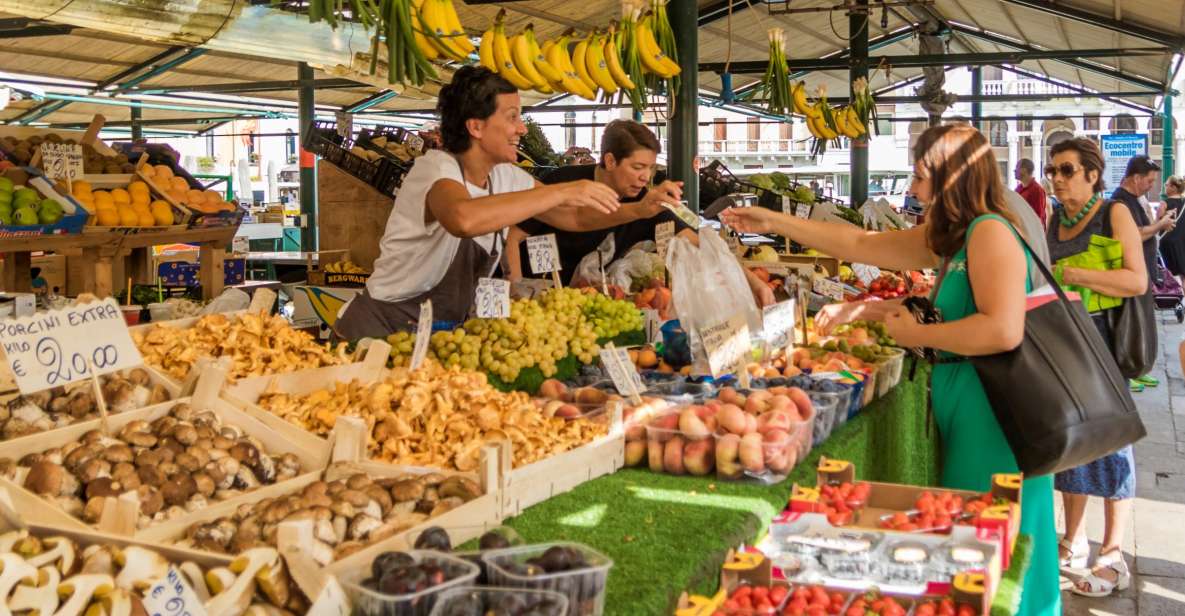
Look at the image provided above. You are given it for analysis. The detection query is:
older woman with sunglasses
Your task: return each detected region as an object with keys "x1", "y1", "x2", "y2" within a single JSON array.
[
  {"x1": 721, "y1": 124, "x2": 1059, "y2": 616},
  {"x1": 1044, "y1": 138, "x2": 1146, "y2": 598}
]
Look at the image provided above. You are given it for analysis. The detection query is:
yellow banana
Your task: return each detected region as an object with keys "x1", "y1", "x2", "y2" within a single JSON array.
[
  {"x1": 584, "y1": 32, "x2": 618, "y2": 94},
  {"x1": 420, "y1": 0, "x2": 467, "y2": 61},
  {"x1": 545, "y1": 34, "x2": 598, "y2": 100},
  {"x1": 571, "y1": 35, "x2": 601, "y2": 96},
  {"x1": 636, "y1": 20, "x2": 680, "y2": 78},
  {"x1": 804, "y1": 114, "x2": 822, "y2": 139},
  {"x1": 410, "y1": 0, "x2": 440, "y2": 61},
  {"x1": 846, "y1": 106, "x2": 866, "y2": 137},
  {"x1": 603, "y1": 31, "x2": 635, "y2": 90},
  {"x1": 832, "y1": 106, "x2": 849, "y2": 137},
  {"x1": 811, "y1": 104, "x2": 838, "y2": 139},
  {"x1": 790, "y1": 82, "x2": 810, "y2": 115},
  {"x1": 493, "y1": 22, "x2": 533, "y2": 90},
  {"x1": 479, "y1": 28, "x2": 498, "y2": 72},
  {"x1": 526, "y1": 27, "x2": 564, "y2": 84},
  {"x1": 439, "y1": 0, "x2": 475, "y2": 54},
  {"x1": 511, "y1": 30, "x2": 550, "y2": 89}
]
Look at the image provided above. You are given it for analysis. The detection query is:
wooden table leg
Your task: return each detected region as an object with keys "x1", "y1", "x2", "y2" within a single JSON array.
[
  {"x1": 9, "y1": 252, "x2": 31, "y2": 293},
  {"x1": 199, "y1": 243, "x2": 225, "y2": 300},
  {"x1": 126, "y1": 247, "x2": 153, "y2": 285},
  {"x1": 78, "y1": 247, "x2": 98, "y2": 295},
  {"x1": 94, "y1": 251, "x2": 114, "y2": 299}
]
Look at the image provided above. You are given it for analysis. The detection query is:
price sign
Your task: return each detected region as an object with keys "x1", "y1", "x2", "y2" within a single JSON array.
[
  {"x1": 762, "y1": 299, "x2": 797, "y2": 349},
  {"x1": 40, "y1": 143, "x2": 84, "y2": 183},
  {"x1": 795, "y1": 203, "x2": 811, "y2": 220},
  {"x1": 599, "y1": 346, "x2": 646, "y2": 398},
  {"x1": 655, "y1": 221, "x2": 675, "y2": 261},
  {"x1": 812, "y1": 277, "x2": 846, "y2": 301},
  {"x1": 143, "y1": 566, "x2": 208, "y2": 616},
  {"x1": 0, "y1": 298, "x2": 143, "y2": 394},
  {"x1": 781, "y1": 196, "x2": 793, "y2": 214},
  {"x1": 700, "y1": 314, "x2": 751, "y2": 378},
  {"x1": 309, "y1": 576, "x2": 351, "y2": 616},
  {"x1": 641, "y1": 308, "x2": 663, "y2": 344},
  {"x1": 852, "y1": 263, "x2": 881, "y2": 286},
  {"x1": 232, "y1": 235, "x2": 249, "y2": 254},
  {"x1": 526, "y1": 234, "x2": 561, "y2": 274},
  {"x1": 475, "y1": 277, "x2": 510, "y2": 318},
  {"x1": 410, "y1": 300, "x2": 432, "y2": 370}
]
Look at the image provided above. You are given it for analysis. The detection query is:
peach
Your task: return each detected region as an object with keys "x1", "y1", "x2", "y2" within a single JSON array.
[
  {"x1": 575, "y1": 387, "x2": 609, "y2": 405},
  {"x1": 555, "y1": 404, "x2": 582, "y2": 419},
  {"x1": 718, "y1": 387, "x2": 741, "y2": 405},
  {"x1": 757, "y1": 410, "x2": 794, "y2": 435},
  {"x1": 716, "y1": 433, "x2": 742, "y2": 478},
  {"x1": 766, "y1": 446, "x2": 794, "y2": 474},
  {"x1": 683, "y1": 439, "x2": 715, "y2": 476},
  {"x1": 648, "y1": 440, "x2": 665, "y2": 472},
  {"x1": 539, "y1": 379, "x2": 568, "y2": 401},
  {"x1": 787, "y1": 387, "x2": 814, "y2": 419},
  {"x1": 695, "y1": 405, "x2": 717, "y2": 420},
  {"x1": 541, "y1": 400, "x2": 566, "y2": 418},
  {"x1": 740, "y1": 433, "x2": 766, "y2": 473},
  {"x1": 638, "y1": 348, "x2": 659, "y2": 368},
  {"x1": 763, "y1": 428, "x2": 791, "y2": 444},
  {"x1": 664, "y1": 436, "x2": 686, "y2": 474},
  {"x1": 745, "y1": 396, "x2": 770, "y2": 415},
  {"x1": 649, "y1": 412, "x2": 679, "y2": 441},
  {"x1": 703, "y1": 416, "x2": 718, "y2": 433},
  {"x1": 763, "y1": 367, "x2": 781, "y2": 378},
  {"x1": 624, "y1": 440, "x2": 647, "y2": 466},
  {"x1": 704, "y1": 399, "x2": 723, "y2": 413},
  {"x1": 745, "y1": 414, "x2": 758, "y2": 435},
  {"x1": 769, "y1": 394, "x2": 793, "y2": 412},
  {"x1": 679, "y1": 408, "x2": 711, "y2": 441},
  {"x1": 718, "y1": 404, "x2": 749, "y2": 435},
  {"x1": 625, "y1": 423, "x2": 647, "y2": 442},
  {"x1": 783, "y1": 365, "x2": 802, "y2": 377}
]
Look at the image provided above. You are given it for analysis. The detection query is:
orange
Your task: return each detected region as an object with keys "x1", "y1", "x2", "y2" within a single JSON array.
[
  {"x1": 203, "y1": 189, "x2": 222, "y2": 203},
  {"x1": 168, "y1": 176, "x2": 188, "y2": 192},
  {"x1": 136, "y1": 210, "x2": 155, "y2": 226},
  {"x1": 96, "y1": 209, "x2": 120, "y2": 226},
  {"x1": 138, "y1": 164, "x2": 155, "y2": 179},
  {"x1": 154, "y1": 164, "x2": 174, "y2": 180},
  {"x1": 110, "y1": 188, "x2": 131, "y2": 205},
  {"x1": 93, "y1": 191, "x2": 113, "y2": 209},
  {"x1": 71, "y1": 179, "x2": 92, "y2": 196},
  {"x1": 117, "y1": 206, "x2": 139, "y2": 227},
  {"x1": 186, "y1": 189, "x2": 206, "y2": 204},
  {"x1": 150, "y1": 201, "x2": 173, "y2": 226}
]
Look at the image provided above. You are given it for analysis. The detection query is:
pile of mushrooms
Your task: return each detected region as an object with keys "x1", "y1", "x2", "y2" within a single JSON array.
[
  {"x1": 181, "y1": 468, "x2": 482, "y2": 564},
  {"x1": 2, "y1": 402, "x2": 302, "y2": 529},
  {"x1": 0, "y1": 368, "x2": 170, "y2": 440},
  {"x1": 0, "y1": 529, "x2": 306, "y2": 615}
]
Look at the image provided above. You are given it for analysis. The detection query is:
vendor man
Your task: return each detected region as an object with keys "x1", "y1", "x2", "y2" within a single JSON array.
[
  {"x1": 507, "y1": 120, "x2": 775, "y2": 306},
  {"x1": 335, "y1": 67, "x2": 658, "y2": 339}
]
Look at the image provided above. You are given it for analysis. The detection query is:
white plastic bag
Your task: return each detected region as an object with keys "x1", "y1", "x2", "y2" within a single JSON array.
[
  {"x1": 199, "y1": 288, "x2": 250, "y2": 315},
  {"x1": 606, "y1": 243, "x2": 663, "y2": 291},
  {"x1": 570, "y1": 234, "x2": 616, "y2": 287},
  {"x1": 666, "y1": 228, "x2": 762, "y2": 370}
]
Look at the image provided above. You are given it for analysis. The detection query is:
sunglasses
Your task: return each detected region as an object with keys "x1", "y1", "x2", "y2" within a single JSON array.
[{"x1": 1044, "y1": 162, "x2": 1084, "y2": 180}]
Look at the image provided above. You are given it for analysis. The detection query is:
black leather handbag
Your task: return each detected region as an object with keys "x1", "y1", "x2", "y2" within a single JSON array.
[
  {"x1": 965, "y1": 234, "x2": 1146, "y2": 476},
  {"x1": 1098, "y1": 200, "x2": 1159, "y2": 378}
]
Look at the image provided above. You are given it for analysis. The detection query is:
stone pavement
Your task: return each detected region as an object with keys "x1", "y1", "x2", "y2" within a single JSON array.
[{"x1": 1060, "y1": 311, "x2": 1185, "y2": 616}]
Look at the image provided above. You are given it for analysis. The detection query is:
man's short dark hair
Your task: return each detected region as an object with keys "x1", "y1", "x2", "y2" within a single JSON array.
[
  {"x1": 1017, "y1": 159, "x2": 1035, "y2": 174},
  {"x1": 1124, "y1": 155, "x2": 1160, "y2": 179}
]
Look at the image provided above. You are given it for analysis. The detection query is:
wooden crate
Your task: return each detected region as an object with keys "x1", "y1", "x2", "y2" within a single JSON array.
[{"x1": 317, "y1": 161, "x2": 395, "y2": 271}]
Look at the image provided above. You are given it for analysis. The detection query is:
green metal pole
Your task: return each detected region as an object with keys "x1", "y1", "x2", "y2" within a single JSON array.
[
  {"x1": 1163, "y1": 92, "x2": 1174, "y2": 177},
  {"x1": 297, "y1": 63, "x2": 317, "y2": 252},
  {"x1": 668, "y1": 0, "x2": 699, "y2": 211},
  {"x1": 970, "y1": 67, "x2": 983, "y2": 130},
  {"x1": 129, "y1": 106, "x2": 142, "y2": 141},
  {"x1": 849, "y1": 0, "x2": 869, "y2": 208}
]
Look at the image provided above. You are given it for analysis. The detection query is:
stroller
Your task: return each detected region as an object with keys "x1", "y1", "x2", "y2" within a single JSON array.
[{"x1": 1153, "y1": 255, "x2": 1185, "y2": 323}]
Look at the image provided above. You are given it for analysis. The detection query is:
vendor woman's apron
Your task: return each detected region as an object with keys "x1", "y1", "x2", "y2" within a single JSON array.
[{"x1": 334, "y1": 160, "x2": 503, "y2": 340}]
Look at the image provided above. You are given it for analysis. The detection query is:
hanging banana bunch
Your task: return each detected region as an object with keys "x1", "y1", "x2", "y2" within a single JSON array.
[
  {"x1": 544, "y1": 29, "x2": 600, "y2": 100},
  {"x1": 616, "y1": 4, "x2": 652, "y2": 113},
  {"x1": 417, "y1": 0, "x2": 475, "y2": 63},
  {"x1": 801, "y1": 83, "x2": 839, "y2": 157},
  {"x1": 386, "y1": 0, "x2": 439, "y2": 86},
  {"x1": 762, "y1": 28, "x2": 790, "y2": 116},
  {"x1": 646, "y1": 0, "x2": 681, "y2": 94}
]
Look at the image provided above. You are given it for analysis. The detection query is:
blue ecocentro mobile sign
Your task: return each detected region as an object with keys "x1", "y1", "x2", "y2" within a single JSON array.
[{"x1": 1101, "y1": 134, "x2": 1148, "y2": 190}]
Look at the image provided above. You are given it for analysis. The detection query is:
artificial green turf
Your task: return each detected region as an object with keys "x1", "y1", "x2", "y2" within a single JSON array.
[
  {"x1": 500, "y1": 366, "x2": 967, "y2": 614},
  {"x1": 991, "y1": 533, "x2": 1033, "y2": 616}
]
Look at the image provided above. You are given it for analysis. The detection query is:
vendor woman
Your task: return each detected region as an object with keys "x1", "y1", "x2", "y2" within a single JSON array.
[
  {"x1": 506, "y1": 120, "x2": 775, "y2": 306},
  {"x1": 335, "y1": 67, "x2": 661, "y2": 339}
]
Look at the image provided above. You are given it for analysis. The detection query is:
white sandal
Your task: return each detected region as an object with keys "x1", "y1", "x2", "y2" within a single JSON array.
[
  {"x1": 1059, "y1": 537, "x2": 1089, "y2": 570},
  {"x1": 1072, "y1": 549, "x2": 1131, "y2": 597}
]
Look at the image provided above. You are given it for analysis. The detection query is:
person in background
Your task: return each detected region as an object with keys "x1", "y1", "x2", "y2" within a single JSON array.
[
  {"x1": 1111, "y1": 155, "x2": 1172, "y2": 390},
  {"x1": 720, "y1": 124, "x2": 1060, "y2": 616},
  {"x1": 1159, "y1": 176, "x2": 1185, "y2": 289},
  {"x1": 1044, "y1": 138, "x2": 1146, "y2": 598},
  {"x1": 1015, "y1": 158, "x2": 1048, "y2": 228},
  {"x1": 810, "y1": 180, "x2": 822, "y2": 199},
  {"x1": 1002, "y1": 186, "x2": 1051, "y2": 288}
]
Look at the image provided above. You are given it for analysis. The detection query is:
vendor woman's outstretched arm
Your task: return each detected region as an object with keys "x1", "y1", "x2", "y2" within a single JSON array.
[{"x1": 426, "y1": 178, "x2": 620, "y2": 238}]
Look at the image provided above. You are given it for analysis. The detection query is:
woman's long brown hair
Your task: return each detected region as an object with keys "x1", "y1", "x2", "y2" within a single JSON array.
[{"x1": 913, "y1": 124, "x2": 1021, "y2": 257}]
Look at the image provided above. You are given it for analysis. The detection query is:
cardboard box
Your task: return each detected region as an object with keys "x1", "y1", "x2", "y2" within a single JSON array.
[
  {"x1": 30, "y1": 253, "x2": 65, "y2": 295},
  {"x1": 156, "y1": 259, "x2": 245, "y2": 286}
]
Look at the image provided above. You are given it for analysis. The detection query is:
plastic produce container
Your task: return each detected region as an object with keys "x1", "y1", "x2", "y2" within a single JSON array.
[
  {"x1": 406, "y1": 525, "x2": 526, "y2": 584},
  {"x1": 879, "y1": 540, "x2": 932, "y2": 586},
  {"x1": 482, "y1": 542, "x2": 614, "y2": 616},
  {"x1": 643, "y1": 408, "x2": 717, "y2": 477},
  {"x1": 342, "y1": 550, "x2": 480, "y2": 616},
  {"x1": 429, "y1": 586, "x2": 569, "y2": 616},
  {"x1": 807, "y1": 391, "x2": 841, "y2": 445}
]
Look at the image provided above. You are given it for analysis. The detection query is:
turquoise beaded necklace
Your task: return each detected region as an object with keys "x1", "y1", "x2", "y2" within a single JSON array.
[{"x1": 1060, "y1": 193, "x2": 1101, "y2": 228}]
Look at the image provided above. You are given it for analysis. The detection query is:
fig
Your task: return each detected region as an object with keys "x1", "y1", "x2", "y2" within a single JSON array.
[
  {"x1": 683, "y1": 439, "x2": 715, "y2": 476},
  {"x1": 664, "y1": 436, "x2": 686, "y2": 474},
  {"x1": 624, "y1": 440, "x2": 647, "y2": 466}
]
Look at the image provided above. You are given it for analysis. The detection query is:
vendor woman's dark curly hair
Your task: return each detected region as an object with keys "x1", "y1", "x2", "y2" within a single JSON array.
[{"x1": 437, "y1": 66, "x2": 517, "y2": 154}]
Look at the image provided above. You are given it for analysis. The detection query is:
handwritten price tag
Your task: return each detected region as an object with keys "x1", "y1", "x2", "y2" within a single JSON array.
[
  {"x1": 599, "y1": 346, "x2": 646, "y2": 397},
  {"x1": 852, "y1": 263, "x2": 881, "y2": 286},
  {"x1": 143, "y1": 566, "x2": 208, "y2": 616},
  {"x1": 475, "y1": 277, "x2": 510, "y2": 318},
  {"x1": 655, "y1": 221, "x2": 675, "y2": 262},
  {"x1": 781, "y1": 196, "x2": 793, "y2": 214},
  {"x1": 526, "y1": 234, "x2": 561, "y2": 274},
  {"x1": 795, "y1": 203, "x2": 811, "y2": 220},
  {"x1": 410, "y1": 300, "x2": 432, "y2": 370},
  {"x1": 0, "y1": 298, "x2": 143, "y2": 394},
  {"x1": 309, "y1": 576, "x2": 351, "y2": 616},
  {"x1": 700, "y1": 314, "x2": 751, "y2": 378},
  {"x1": 762, "y1": 299, "x2": 797, "y2": 349},
  {"x1": 40, "y1": 143, "x2": 84, "y2": 183},
  {"x1": 812, "y1": 277, "x2": 846, "y2": 301}
]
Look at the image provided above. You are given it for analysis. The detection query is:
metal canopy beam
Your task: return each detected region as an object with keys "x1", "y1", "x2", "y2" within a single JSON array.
[
  {"x1": 47, "y1": 114, "x2": 268, "y2": 129},
  {"x1": 0, "y1": 23, "x2": 73, "y2": 38},
  {"x1": 1000, "y1": 64, "x2": 1155, "y2": 113},
  {"x1": 811, "y1": 90, "x2": 1158, "y2": 104},
  {"x1": 9, "y1": 100, "x2": 70, "y2": 125},
  {"x1": 700, "y1": 47, "x2": 1166, "y2": 74},
  {"x1": 344, "y1": 89, "x2": 400, "y2": 113},
  {"x1": 997, "y1": 0, "x2": 1185, "y2": 48},
  {"x1": 130, "y1": 78, "x2": 363, "y2": 95},
  {"x1": 105, "y1": 48, "x2": 208, "y2": 94},
  {"x1": 948, "y1": 24, "x2": 1168, "y2": 93}
]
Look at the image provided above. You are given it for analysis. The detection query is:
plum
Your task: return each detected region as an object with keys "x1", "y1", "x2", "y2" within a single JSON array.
[
  {"x1": 480, "y1": 530, "x2": 513, "y2": 550},
  {"x1": 684, "y1": 439, "x2": 715, "y2": 476},
  {"x1": 624, "y1": 440, "x2": 647, "y2": 466},
  {"x1": 414, "y1": 527, "x2": 452, "y2": 552},
  {"x1": 664, "y1": 436, "x2": 686, "y2": 474},
  {"x1": 372, "y1": 551, "x2": 415, "y2": 579}
]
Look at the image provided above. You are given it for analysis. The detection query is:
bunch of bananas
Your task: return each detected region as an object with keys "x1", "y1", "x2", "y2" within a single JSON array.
[
  {"x1": 642, "y1": 0, "x2": 681, "y2": 90},
  {"x1": 792, "y1": 82, "x2": 871, "y2": 155},
  {"x1": 413, "y1": 0, "x2": 476, "y2": 63},
  {"x1": 326, "y1": 259, "x2": 368, "y2": 274}
]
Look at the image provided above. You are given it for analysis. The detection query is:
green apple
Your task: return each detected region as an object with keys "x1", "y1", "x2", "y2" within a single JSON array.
[
  {"x1": 0, "y1": 211, "x2": 12, "y2": 225},
  {"x1": 0, "y1": 177, "x2": 12, "y2": 193},
  {"x1": 37, "y1": 200, "x2": 63, "y2": 224},
  {"x1": 13, "y1": 207, "x2": 38, "y2": 226},
  {"x1": 0, "y1": 192, "x2": 11, "y2": 207}
]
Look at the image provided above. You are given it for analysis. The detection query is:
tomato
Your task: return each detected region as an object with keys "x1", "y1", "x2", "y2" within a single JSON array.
[
  {"x1": 783, "y1": 605, "x2": 805, "y2": 616},
  {"x1": 845, "y1": 608, "x2": 864, "y2": 616},
  {"x1": 807, "y1": 607, "x2": 827, "y2": 616},
  {"x1": 770, "y1": 586, "x2": 788, "y2": 604},
  {"x1": 956, "y1": 605, "x2": 977, "y2": 616}
]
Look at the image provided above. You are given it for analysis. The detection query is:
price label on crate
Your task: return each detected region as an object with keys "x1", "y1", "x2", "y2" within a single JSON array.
[
  {"x1": 0, "y1": 298, "x2": 143, "y2": 394},
  {"x1": 795, "y1": 203, "x2": 812, "y2": 220},
  {"x1": 762, "y1": 299, "x2": 797, "y2": 349},
  {"x1": 655, "y1": 221, "x2": 675, "y2": 261},
  {"x1": 700, "y1": 313, "x2": 751, "y2": 378},
  {"x1": 410, "y1": 301, "x2": 432, "y2": 370},
  {"x1": 852, "y1": 263, "x2": 881, "y2": 286},
  {"x1": 40, "y1": 143, "x2": 84, "y2": 183},
  {"x1": 526, "y1": 234, "x2": 561, "y2": 274},
  {"x1": 474, "y1": 277, "x2": 510, "y2": 318},
  {"x1": 812, "y1": 277, "x2": 846, "y2": 301},
  {"x1": 599, "y1": 346, "x2": 646, "y2": 397},
  {"x1": 143, "y1": 566, "x2": 209, "y2": 616}
]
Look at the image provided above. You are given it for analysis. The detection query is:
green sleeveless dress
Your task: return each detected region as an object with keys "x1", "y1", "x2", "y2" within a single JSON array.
[{"x1": 931, "y1": 214, "x2": 1060, "y2": 616}]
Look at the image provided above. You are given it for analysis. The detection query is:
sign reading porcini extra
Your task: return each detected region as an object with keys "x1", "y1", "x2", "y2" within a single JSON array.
[
  {"x1": 0, "y1": 298, "x2": 142, "y2": 394},
  {"x1": 1101, "y1": 134, "x2": 1148, "y2": 191}
]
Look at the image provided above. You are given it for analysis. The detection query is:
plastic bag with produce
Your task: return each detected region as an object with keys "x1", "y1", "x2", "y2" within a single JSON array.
[
  {"x1": 570, "y1": 234, "x2": 617, "y2": 288},
  {"x1": 606, "y1": 242, "x2": 664, "y2": 291}
]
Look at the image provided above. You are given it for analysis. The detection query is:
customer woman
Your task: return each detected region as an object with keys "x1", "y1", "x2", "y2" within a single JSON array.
[
  {"x1": 1159, "y1": 176, "x2": 1185, "y2": 288},
  {"x1": 720, "y1": 124, "x2": 1059, "y2": 616},
  {"x1": 336, "y1": 66, "x2": 640, "y2": 339},
  {"x1": 1045, "y1": 138, "x2": 1146, "y2": 597}
]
